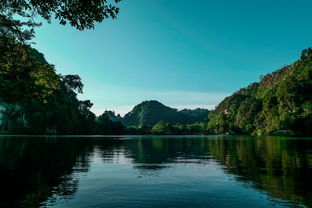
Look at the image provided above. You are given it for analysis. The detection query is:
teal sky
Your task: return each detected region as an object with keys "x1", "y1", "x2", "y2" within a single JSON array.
[{"x1": 34, "y1": 0, "x2": 312, "y2": 115}]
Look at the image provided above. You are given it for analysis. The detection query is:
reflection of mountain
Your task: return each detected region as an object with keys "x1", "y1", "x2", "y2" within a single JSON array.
[
  {"x1": 0, "y1": 136, "x2": 311, "y2": 208},
  {"x1": 123, "y1": 137, "x2": 212, "y2": 165}
]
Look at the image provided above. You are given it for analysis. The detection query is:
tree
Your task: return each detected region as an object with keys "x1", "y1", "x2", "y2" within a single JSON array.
[
  {"x1": 0, "y1": 38, "x2": 60, "y2": 103},
  {"x1": 0, "y1": 0, "x2": 121, "y2": 42},
  {"x1": 63, "y1": 74, "x2": 84, "y2": 94},
  {"x1": 0, "y1": 0, "x2": 124, "y2": 134},
  {"x1": 0, "y1": 0, "x2": 122, "y2": 104},
  {"x1": 102, "y1": 110, "x2": 122, "y2": 122},
  {"x1": 151, "y1": 121, "x2": 175, "y2": 135},
  {"x1": 96, "y1": 113, "x2": 124, "y2": 134}
]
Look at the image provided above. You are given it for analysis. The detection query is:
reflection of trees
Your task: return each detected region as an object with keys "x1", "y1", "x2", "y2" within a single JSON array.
[
  {"x1": 0, "y1": 136, "x2": 123, "y2": 208},
  {"x1": 123, "y1": 136, "x2": 212, "y2": 165},
  {"x1": 122, "y1": 136, "x2": 312, "y2": 207},
  {"x1": 123, "y1": 137, "x2": 214, "y2": 176},
  {"x1": 207, "y1": 136, "x2": 312, "y2": 207},
  {"x1": 0, "y1": 136, "x2": 311, "y2": 208}
]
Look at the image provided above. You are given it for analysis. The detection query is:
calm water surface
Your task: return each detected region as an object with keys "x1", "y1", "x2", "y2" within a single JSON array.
[{"x1": 0, "y1": 135, "x2": 311, "y2": 208}]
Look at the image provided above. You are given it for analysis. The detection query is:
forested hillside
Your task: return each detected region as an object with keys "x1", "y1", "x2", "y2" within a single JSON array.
[
  {"x1": 122, "y1": 100, "x2": 209, "y2": 127},
  {"x1": 207, "y1": 49, "x2": 312, "y2": 136},
  {"x1": 0, "y1": 40, "x2": 124, "y2": 135},
  {"x1": 0, "y1": 0, "x2": 124, "y2": 134}
]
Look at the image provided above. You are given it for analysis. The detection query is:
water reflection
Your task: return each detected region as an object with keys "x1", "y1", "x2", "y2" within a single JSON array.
[{"x1": 0, "y1": 136, "x2": 311, "y2": 207}]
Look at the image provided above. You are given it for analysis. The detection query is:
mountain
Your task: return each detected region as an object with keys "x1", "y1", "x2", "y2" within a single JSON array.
[
  {"x1": 208, "y1": 48, "x2": 312, "y2": 136},
  {"x1": 122, "y1": 100, "x2": 209, "y2": 127}
]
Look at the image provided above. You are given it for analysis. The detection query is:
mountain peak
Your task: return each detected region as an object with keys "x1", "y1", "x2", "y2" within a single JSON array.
[{"x1": 122, "y1": 100, "x2": 209, "y2": 127}]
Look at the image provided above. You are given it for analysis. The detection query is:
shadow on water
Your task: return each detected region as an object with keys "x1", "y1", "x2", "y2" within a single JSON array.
[{"x1": 0, "y1": 135, "x2": 311, "y2": 207}]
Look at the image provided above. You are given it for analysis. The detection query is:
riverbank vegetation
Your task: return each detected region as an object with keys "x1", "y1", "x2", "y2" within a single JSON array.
[
  {"x1": 207, "y1": 49, "x2": 312, "y2": 136},
  {"x1": 1, "y1": 39, "x2": 312, "y2": 136},
  {"x1": 0, "y1": 0, "x2": 124, "y2": 135},
  {"x1": 1, "y1": 1, "x2": 311, "y2": 136}
]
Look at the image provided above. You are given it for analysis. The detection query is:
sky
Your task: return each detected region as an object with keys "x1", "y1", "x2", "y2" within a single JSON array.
[{"x1": 33, "y1": 0, "x2": 312, "y2": 116}]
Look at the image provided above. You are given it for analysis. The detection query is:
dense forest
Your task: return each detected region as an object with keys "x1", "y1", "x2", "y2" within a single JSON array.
[
  {"x1": 0, "y1": 43, "x2": 124, "y2": 134},
  {"x1": 207, "y1": 49, "x2": 312, "y2": 136},
  {"x1": 0, "y1": 0, "x2": 125, "y2": 135}
]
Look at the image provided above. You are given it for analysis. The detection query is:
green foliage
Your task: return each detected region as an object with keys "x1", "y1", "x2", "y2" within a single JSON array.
[
  {"x1": 122, "y1": 100, "x2": 187, "y2": 126},
  {"x1": 179, "y1": 108, "x2": 210, "y2": 123},
  {"x1": 0, "y1": 104, "x2": 25, "y2": 133},
  {"x1": 96, "y1": 113, "x2": 124, "y2": 134},
  {"x1": 122, "y1": 100, "x2": 210, "y2": 127},
  {"x1": 126, "y1": 126, "x2": 152, "y2": 135},
  {"x1": 102, "y1": 110, "x2": 122, "y2": 122},
  {"x1": 174, "y1": 122, "x2": 207, "y2": 135},
  {"x1": 0, "y1": 37, "x2": 60, "y2": 103},
  {"x1": 151, "y1": 121, "x2": 175, "y2": 135},
  {"x1": 147, "y1": 121, "x2": 206, "y2": 135},
  {"x1": 0, "y1": 75, "x2": 96, "y2": 134},
  {"x1": 0, "y1": 0, "x2": 121, "y2": 42},
  {"x1": 207, "y1": 49, "x2": 312, "y2": 136},
  {"x1": 0, "y1": 44, "x2": 124, "y2": 135},
  {"x1": 0, "y1": 0, "x2": 124, "y2": 135}
]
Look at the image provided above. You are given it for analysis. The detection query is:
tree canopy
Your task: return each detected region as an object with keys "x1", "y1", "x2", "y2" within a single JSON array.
[
  {"x1": 0, "y1": 36, "x2": 60, "y2": 103},
  {"x1": 207, "y1": 48, "x2": 312, "y2": 136},
  {"x1": 0, "y1": 0, "x2": 121, "y2": 42}
]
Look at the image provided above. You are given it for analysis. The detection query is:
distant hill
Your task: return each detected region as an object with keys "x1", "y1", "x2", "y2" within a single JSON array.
[
  {"x1": 208, "y1": 48, "x2": 312, "y2": 136},
  {"x1": 121, "y1": 100, "x2": 210, "y2": 127}
]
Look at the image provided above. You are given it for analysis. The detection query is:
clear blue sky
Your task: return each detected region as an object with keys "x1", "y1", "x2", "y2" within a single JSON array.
[{"x1": 34, "y1": 0, "x2": 312, "y2": 115}]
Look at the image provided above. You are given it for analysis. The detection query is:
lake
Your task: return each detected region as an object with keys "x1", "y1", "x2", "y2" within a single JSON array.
[{"x1": 0, "y1": 135, "x2": 311, "y2": 208}]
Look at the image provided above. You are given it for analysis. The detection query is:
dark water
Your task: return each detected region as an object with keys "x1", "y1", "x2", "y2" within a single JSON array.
[{"x1": 0, "y1": 136, "x2": 311, "y2": 208}]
